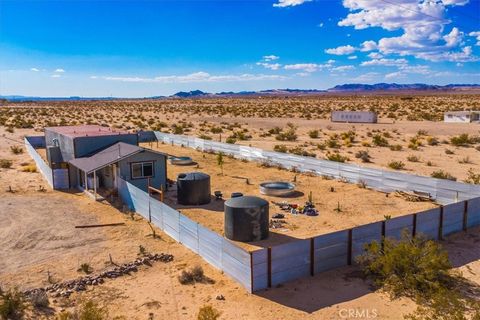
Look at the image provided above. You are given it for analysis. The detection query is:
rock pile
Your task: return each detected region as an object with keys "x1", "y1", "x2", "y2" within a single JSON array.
[{"x1": 24, "y1": 253, "x2": 173, "y2": 299}]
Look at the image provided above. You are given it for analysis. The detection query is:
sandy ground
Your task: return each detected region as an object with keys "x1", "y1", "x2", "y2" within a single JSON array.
[
  {"x1": 143, "y1": 142, "x2": 437, "y2": 251},
  {"x1": 0, "y1": 127, "x2": 479, "y2": 319}
]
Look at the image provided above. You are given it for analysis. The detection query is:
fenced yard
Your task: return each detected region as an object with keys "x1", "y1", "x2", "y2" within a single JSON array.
[{"x1": 25, "y1": 132, "x2": 480, "y2": 293}]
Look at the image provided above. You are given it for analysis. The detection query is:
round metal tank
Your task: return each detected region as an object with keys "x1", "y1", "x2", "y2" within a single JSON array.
[
  {"x1": 170, "y1": 156, "x2": 194, "y2": 165},
  {"x1": 224, "y1": 196, "x2": 269, "y2": 242},
  {"x1": 177, "y1": 172, "x2": 211, "y2": 205},
  {"x1": 259, "y1": 181, "x2": 295, "y2": 197}
]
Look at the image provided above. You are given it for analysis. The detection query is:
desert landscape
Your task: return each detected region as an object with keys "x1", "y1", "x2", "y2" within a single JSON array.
[{"x1": 1, "y1": 93, "x2": 480, "y2": 319}]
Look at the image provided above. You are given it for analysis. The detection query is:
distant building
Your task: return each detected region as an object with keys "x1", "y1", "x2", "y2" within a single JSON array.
[
  {"x1": 444, "y1": 111, "x2": 480, "y2": 123},
  {"x1": 43, "y1": 125, "x2": 167, "y2": 196},
  {"x1": 331, "y1": 111, "x2": 377, "y2": 123}
]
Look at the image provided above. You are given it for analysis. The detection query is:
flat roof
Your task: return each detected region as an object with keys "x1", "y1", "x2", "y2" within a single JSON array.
[{"x1": 45, "y1": 125, "x2": 131, "y2": 138}]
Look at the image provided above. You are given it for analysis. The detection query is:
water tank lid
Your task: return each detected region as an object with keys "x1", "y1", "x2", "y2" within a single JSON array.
[
  {"x1": 225, "y1": 196, "x2": 268, "y2": 209},
  {"x1": 177, "y1": 172, "x2": 210, "y2": 181}
]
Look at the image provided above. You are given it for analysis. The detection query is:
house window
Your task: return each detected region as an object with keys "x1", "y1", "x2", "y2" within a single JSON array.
[{"x1": 131, "y1": 162, "x2": 154, "y2": 179}]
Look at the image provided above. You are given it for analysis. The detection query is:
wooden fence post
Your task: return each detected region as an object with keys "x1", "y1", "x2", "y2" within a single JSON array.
[{"x1": 463, "y1": 200, "x2": 469, "y2": 231}]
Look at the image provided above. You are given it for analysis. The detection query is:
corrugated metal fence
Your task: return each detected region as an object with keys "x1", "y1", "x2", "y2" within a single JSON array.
[
  {"x1": 152, "y1": 132, "x2": 480, "y2": 204},
  {"x1": 117, "y1": 178, "x2": 253, "y2": 291},
  {"x1": 25, "y1": 136, "x2": 53, "y2": 188}
]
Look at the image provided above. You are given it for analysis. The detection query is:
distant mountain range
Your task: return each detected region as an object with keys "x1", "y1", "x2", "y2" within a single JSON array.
[{"x1": 1, "y1": 83, "x2": 479, "y2": 101}]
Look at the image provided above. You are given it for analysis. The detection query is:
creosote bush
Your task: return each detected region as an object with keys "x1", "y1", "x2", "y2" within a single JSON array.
[
  {"x1": 178, "y1": 266, "x2": 211, "y2": 285},
  {"x1": 388, "y1": 161, "x2": 405, "y2": 170},
  {"x1": 0, "y1": 288, "x2": 25, "y2": 320},
  {"x1": 0, "y1": 159, "x2": 13, "y2": 169},
  {"x1": 431, "y1": 170, "x2": 457, "y2": 181},
  {"x1": 10, "y1": 146, "x2": 23, "y2": 155},
  {"x1": 358, "y1": 231, "x2": 480, "y2": 320},
  {"x1": 197, "y1": 305, "x2": 221, "y2": 320}
]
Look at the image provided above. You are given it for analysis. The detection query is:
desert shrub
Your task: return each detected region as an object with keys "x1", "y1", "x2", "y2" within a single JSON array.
[
  {"x1": 372, "y1": 134, "x2": 389, "y2": 147},
  {"x1": 465, "y1": 168, "x2": 480, "y2": 185},
  {"x1": 5, "y1": 127, "x2": 14, "y2": 133},
  {"x1": 450, "y1": 133, "x2": 474, "y2": 146},
  {"x1": 431, "y1": 170, "x2": 456, "y2": 181},
  {"x1": 458, "y1": 156, "x2": 472, "y2": 164},
  {"x1": 358, "y1": 231, "x2": 479, "y2": 320},
  {"x1": 77, "y1": 263, "x2": 92, "y2": 274},
  {"x1": 288, "y1": 146, "x2": 316, "y2": 157},
  {"x1": 355, "y1": 150, "x2": 371, "y2": 163},
  {"x1": 30, "y1": 290, "x2": 49, "y2": 308},
  {"x1": 67, "y1": 300, "x2": 109, "y2": 320},
  {"x1": 445, "y1": 149, "x2": 455, "y2": 155},
  {"x1": 326, "y1": 138, "x2": 339, "y2": 148},
  {"x1": 0, "y1": 288, "x2": 25, "y2": 319},
  {"x1": 326, "y1": 152, "x2": 349, "y2": 163},
  {"x1": 10, "y1": 146, "x2": 23, "y2": 155},
  {"x1": 275, "y1": 123, "x2": 297, "y2": 141},
  {"x1": 225, "y1": 137, "x2": 236, "y2": 144},
  {"x1": 389, "y1": 144, "x2": 402, "y2": 151},
  {"x1": 273, "y1": 145, "x2": 288, "y2": 153},
  {"x1": 308, "y1": 130, "x2": 319, "y2": 139},
  {"x1": 210, "y1": 127, "x2": 223, "y2": 134},
  {"x1": 361, "y1": 141, "x2": 371, "y2": 147},
  {"x1": 388, "y1": 161, "x2": 405, "y2": 170},
  {"x1": 197, "y1": 305, "x2": 221, "y2": 320},
  {"x1": 178, "y1": 266, "x2": 209, "y2": 285},
  {"x1": 407, "y1": 155, "x2": 420, "y2": 162},
  {"x1": 357, "y1": 231, "x2": 452, "y2": 298},
  {"x1": 21, "y1": 164, "x2": 37, "y2": 172},
  {"x1": 408, "y1": 137, "x2": 422, "y2": 150},
  {"x1": 198, "y1": 134, "x2": 212, "y2": 140},
  {"x1": 0, "y1": 159, "x2": 13, "y2": 169}
]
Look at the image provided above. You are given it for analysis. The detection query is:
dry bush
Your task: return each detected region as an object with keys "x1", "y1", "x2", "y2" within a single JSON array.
[
  {"x1": 10, "y1": 146, "x2": 23, "y2": 154},
  {"x1": 0, "y1": 159, "x2": 13, "y2": 169},
  {"x1": 197, "y1": 305, "x2": 221, "y2": 320},
  {"x1": 388, "y1": 161, "x2": 405, "y2": 170}
]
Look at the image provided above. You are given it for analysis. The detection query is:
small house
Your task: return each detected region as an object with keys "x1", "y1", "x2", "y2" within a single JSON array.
[
  {"x1": 44, "y1": 125, "x2": 167, "y2": 198},
  {"x1": 331, "y1": 111, "x2": 377, "y2": 123},
  {"x1": 444, "y1": 111, "x2": 480, "y2": 123}
]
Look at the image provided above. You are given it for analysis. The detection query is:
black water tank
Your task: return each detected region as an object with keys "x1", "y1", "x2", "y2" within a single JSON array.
[
  {"x1": 224, "y1": 196, "x2": 269, "y2": 242},
  {"x1": 177, "y1": 172, "x2": 211, "y2": 205}
]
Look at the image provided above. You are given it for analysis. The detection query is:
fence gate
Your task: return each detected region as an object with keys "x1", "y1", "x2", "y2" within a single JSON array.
[{"x1": 53, "y1": 168, "x2": 69, "y2": 189}]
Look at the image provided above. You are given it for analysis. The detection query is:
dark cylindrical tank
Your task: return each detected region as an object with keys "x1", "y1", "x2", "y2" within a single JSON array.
[
  {"x1": 224, "y1": 196, "x2": 269, "y2": 242},
  {"x1": 177, "y1": 172, "x2": 211, "y2": 205}
]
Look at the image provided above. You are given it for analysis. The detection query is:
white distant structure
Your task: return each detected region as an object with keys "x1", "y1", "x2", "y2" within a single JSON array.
[
  {"x1": 331, "y1": 111, "x2": 378, "y2": 123},
  {"x1": 444, "y1": 111, "x2": 480, "y2": 123}
]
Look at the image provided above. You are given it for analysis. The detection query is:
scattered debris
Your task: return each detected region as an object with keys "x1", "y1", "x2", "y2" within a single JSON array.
[
  {"x1": 270, "y1": 219, "x2": 286, "y2": 229},
  {"x1": 272, "y1": 213, "x2": 285, "y2": 219},
  {"x1": 394, "y1": 190, "x2": 433, "y2": 202},
  {"x1": 215, "y1": 294, "x2": 225, "y2": 301}
]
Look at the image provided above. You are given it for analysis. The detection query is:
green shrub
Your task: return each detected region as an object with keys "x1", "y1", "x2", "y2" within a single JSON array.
[
  {"x1": 431, "y1": 170, "x2": 456, "y2": 181},
  {"x1": 197, "y1": 305, "x2": 221, "y2": 320},
  {"x1": 225, "y1": 137, "x2": 236, "y2": 144},
  {"x1": 450, "y1": 133, "x2": 474, "y2": 146},
  {"x1": 0, "y1": 288, "x2": 25, "y2": 319},
  {"x1": 273, "y1": 145, "x2": 288, "y2": 153},
  {"x1": 178, "y1": 266, "x2": 208, "y2": 285},
  {"x1": 465, "y1": 168, "x2": 480, "y2": 185},
  {"x1": 389, "y1": 144, "x2": 403, "y2": 151},
  {"x1": 388, "y1": 161, "x2": 405, "y2": 170},
  {"x1": 326, "y1": 152, "x2": 349, "y2": 163},
  {"x1": 308, "y1": 130, "x2": 319, "y2": 139},
  {"x1": 407, "y1": 155, "x2": 420, "y2": 162},
  {"x1": 77, "y1": 263, "x2": 92, "y2": 274},
  {"x1": 77, "y1": 300, "x2": 108, "y2": 320},
  {"x1": 372, "y1": 134, "x2": 389, "y2": 147}
]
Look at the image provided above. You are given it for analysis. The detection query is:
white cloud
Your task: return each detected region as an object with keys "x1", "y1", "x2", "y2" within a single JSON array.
[
  {"x1": 100, "y1": 72, "x2": 286, "y2": 83},
  {"x1": 90, "y1": 76, "x2": 98, "y2": 79},
  {"x1": 361, "y1": 58, "x2": 408, "y2": 67},
  {"x1": 54, "y1": 68, "x2": 65, "y2": 73},
  {"x1": 284, "y1": 63, "x2": 320, "y2": 72},
  {"x1": 318, "y1": 22, "x2": 324, "y2": 28},
  {"x1": 30, "y1": 68, "x2": 40, "y2": 72},
  {"x1": 325, "y1": 45, "x2": 356, "y2": 55},
  {"x1": 51, "y1": 74, "x2": 61, "y2": 78},
  {"x1": 367, "y1": 52, "x2": 383, "y2": 59},
  {"x1": 331, "y1": 65, "x2": 356, "y2": 72},
  {"x1": 256, "y1": 62, "x2": 282, "y2": 70},
  {"x1": 350, "y1": 72, "x2": 380, "y2": 82},
  {"x1": 348, "y1": 55, "x2": 358, "y2": 60},
  {"x1": 273, "y1": 0, "x2": 311, "y2": 7},
  {"x1": 360, "y1": 40, "x2": 378, "y2": 52},
  {"x1": 262, "y1": 55, "x2": 280, "y2": 61},
  {"x1": 469, "y1": 31, "x2": 480, "y2": 46},
  {"x1": 337, "y1": 0, "x2": 477, "y2": 62}
]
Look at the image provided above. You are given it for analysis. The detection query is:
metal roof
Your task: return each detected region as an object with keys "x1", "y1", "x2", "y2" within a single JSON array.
[
  {"x1": 69, "y1": 142, "x2": 164, "y2": 173},
  {"x1": 45, "y1": 125, "x2": 131, "y2": 138}
]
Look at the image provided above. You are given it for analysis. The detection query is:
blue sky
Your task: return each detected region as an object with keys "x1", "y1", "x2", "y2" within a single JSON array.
[{"x1": 0, "y1": 0, "x2": 479, "y2": 97}]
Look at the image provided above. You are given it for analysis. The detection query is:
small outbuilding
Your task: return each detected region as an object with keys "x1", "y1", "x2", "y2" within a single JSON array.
[
  {"x1": 331, "y1": 111, "x2": 377, "y2": 123},
  {"x1": 444, "y1": 111, "x2": 480, "y2": 123}
]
